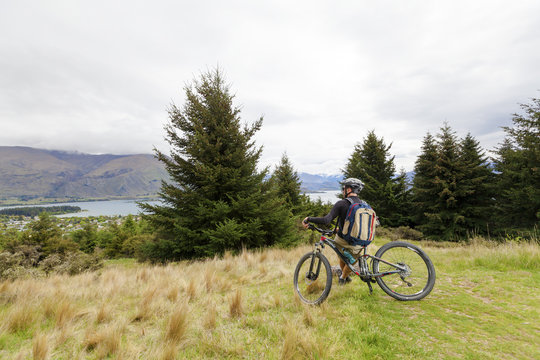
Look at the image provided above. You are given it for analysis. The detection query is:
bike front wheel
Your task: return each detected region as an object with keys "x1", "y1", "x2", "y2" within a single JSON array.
[
  {"x1": 293, "y1": 252, "x2": 332, "y2": 305},
  {"x1": 373, "y1": 241, "x2": 435, "y2": 301}
]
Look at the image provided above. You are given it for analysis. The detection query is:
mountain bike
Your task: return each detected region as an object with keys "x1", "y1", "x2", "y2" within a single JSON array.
[{"x1": 293, "y1": 224, "x2": 436, "y2": 305}]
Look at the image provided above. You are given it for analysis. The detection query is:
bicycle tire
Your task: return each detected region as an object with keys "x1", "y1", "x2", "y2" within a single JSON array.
[
  {"x1": 293, "y1": 252, "x2": 332, "y2": 305},
  {"x1": 372, "y1": 241, "x2": 435, "y2": 301}
]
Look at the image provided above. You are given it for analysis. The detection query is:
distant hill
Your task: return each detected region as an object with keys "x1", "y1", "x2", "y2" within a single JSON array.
[
  {"x1": 0, "y1": 146, "x2": 168, "y2": 204},
  {"x1": 0, "y1": 146, "x2": 344, "y2": 205},
  {"x1": 299, "y1": 173, "x2": 342, "y2": 192}
]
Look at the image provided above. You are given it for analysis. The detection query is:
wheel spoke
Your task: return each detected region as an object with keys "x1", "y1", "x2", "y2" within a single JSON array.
[{"x1": 374, "y1": 242, "x2": 435, "y2": 300}]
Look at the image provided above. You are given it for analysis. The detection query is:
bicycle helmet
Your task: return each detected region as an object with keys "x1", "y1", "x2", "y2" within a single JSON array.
[{"x1": 341, "y1": 178, "x2": 364, "y2": 193}]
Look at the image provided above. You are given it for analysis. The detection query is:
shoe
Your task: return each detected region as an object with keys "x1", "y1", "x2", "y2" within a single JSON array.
[{"x1": 338, "y1": 277, "x2": 352, "y2": 286}]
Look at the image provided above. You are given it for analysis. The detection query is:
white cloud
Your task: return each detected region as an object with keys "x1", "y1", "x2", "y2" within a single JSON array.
[{"x1": 1, "y1": 0, "x2": 539, "y2": 174}]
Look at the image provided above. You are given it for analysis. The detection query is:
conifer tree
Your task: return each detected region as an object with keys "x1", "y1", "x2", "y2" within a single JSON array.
[
  {"x1": 140, "y1": 69, "x2": 295, "y2": 261},
  {"x1": 270, "y1": 153, "x2": 303, "y2": 214},
  {"x1": 389, "y1": 168, "x2": 412, "y2": 226},
  {"x1": 343, "y1": 130, "x2": 410, "y2": 226},
  {"x1": 458, "y1": 134, "x2": 495, "y2": 234},
  {"x1": 493, "y1": 97, "x2": 540, "y2": 229},
  {"x1": 412, "y1": 125, "x2": 494, "y2": 240},
  {"x1": 411, "y1": 133, "x2": 438, "y2": 228},
  {"x1": 429, "y1": 124, "x2": 465, "y2": 239}
]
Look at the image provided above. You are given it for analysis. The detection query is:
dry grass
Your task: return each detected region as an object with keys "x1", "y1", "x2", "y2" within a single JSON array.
[
  {"x1": 83, "y1": 323, "x2": 123, "y2": 358},
  {"x1": 133, "y1": 287, "x2": 157, "y2": 322},
  {"x1": 280, "y1": 321, "x2": 325, "y2": 360},
  {"x1": 4, "y1": 302, "x2": 37, "y2": 333},
  {"x1": 166, "y1": 285, "x2": 180, "y2": 303},
  {"x1": 55, "y1": 299, "x2": 76, "y2": 328},
  {"x1": 186, "y1": 278, "x2": 198, "y2": 301},
  {"x1": 0, "y1": 240, "x2": 537, "y2": 359},
  {"x1": 32, "y1": 333, "x2": 48, "y2": 360},
  {"x1": 160, "y1": 343, "x2": 178, "y2": 360},
  {"x1": 204, "y1": 266, "x2": 216, "y2": 292},
  {"x1": 96, "y1": 303, "x2": 111, "y2": 324},
  {"x1": 165, "y1": 303, "x2": 189, "y2": 344},
  {"x1": 203, "y1": 301, "x2": 218, "y2": 330},
  {"x1": 229, "y1": 288, "x2": 243, "y2": 318}
]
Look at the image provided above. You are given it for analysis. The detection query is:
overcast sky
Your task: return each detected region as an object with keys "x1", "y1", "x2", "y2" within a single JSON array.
[{"x1": 1, "y1": 0, "x2": 539, "y2": 174}]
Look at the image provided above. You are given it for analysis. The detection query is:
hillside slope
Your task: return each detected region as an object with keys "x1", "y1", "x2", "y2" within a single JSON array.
[{"x1": 0, "y1": 146, "x2": 167, "y2": 202}]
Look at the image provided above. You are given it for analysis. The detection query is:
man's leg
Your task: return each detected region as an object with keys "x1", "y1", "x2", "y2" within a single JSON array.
[
  {"x1": 340, "y1": 259, "x2": 352, "y2": 279},
  {"x1": 338, "y1": 258, "x2": 352, "y2": 285}
]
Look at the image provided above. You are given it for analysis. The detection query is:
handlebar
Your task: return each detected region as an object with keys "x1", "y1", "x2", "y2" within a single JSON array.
[{"x1": 306, "y1": 223, "x2": 334, "y2": 237}]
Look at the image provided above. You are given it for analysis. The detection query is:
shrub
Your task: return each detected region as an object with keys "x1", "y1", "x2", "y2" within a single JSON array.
[
  {"x1": 39, "y1": 253, "x2": 64, "y2": 274},
  {"x1": 0, "y1": 251, "x2": 41, "y2": 280},
  {"x1": 121, "y1": 234, "x2": 154, "y2": 257},
  {"x1": 45, "y1": 251, "x2": 104, "y2": 276},
  {"x1": 376, "y1": 226, "x2": 424, "y2": 241},
  {"x1": 392, "y1": 226, "x2": 424, "y2": 241}
]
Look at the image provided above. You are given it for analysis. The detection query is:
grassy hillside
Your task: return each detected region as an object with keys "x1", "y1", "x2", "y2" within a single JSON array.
[
  {"x1": 0, "y1": 239, "x2": 538, "y2": 359},
  {"x1": 0, "y1": 147, "x2": 167, "y2": 204}
]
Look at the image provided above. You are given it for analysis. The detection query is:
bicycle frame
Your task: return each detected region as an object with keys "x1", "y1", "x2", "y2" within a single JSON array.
[{"x1": 313, "y1": 234, "x2": 407, "y2": 279}]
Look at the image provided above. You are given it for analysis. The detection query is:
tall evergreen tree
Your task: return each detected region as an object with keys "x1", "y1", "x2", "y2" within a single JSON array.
[
  {"x1": 140, "y1": 69, "x2": 295, "y2": 261},
  {"x1": 343, "y1": 130, "x2": 410, "y2": 227},
  {"x1": 458, "y1": 134, "x2": 495, "y2": 234},
  {"x1": 493, "y1": 97, "x2": 540, "y2": 229},
  {"x1": 411, "y1": 133, "x2": 438, "y2": 228},
  {"x1": 390, "y1": 168, "x2": 412, "y2": 226},
  {"x1": 412, "y1": 125, "x2": 495, "y2": 240},
  {"x1": 270, "y1": 153, "x2": 303, "y2": 214},
  {"x1": 429, "y1": 124, "x2": 465, "y2": 239}
]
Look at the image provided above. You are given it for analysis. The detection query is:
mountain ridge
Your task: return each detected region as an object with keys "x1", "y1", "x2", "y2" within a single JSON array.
[
  {"x1": 0, "y1": 146, "x2": 342, "y2": 205},
  {"x1": 0, "y1": 146, "x2": 167, "y2": 204}
]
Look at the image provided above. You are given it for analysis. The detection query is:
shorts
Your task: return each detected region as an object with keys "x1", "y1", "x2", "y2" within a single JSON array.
[{"x1": 334, "y1": 235, "x2": 364, "y2": 258}]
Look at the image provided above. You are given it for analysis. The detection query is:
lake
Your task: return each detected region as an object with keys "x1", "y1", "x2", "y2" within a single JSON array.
[
  {"x1": 0, "y1": 191, "x2": 339, "y2": 217},
  {"x1": 0, "y1": 200, "x2": 159, "y2": 218}
]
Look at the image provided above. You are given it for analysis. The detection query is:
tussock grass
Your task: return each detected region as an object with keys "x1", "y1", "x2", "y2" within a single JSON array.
[
  {"x1": 229, "y1": 289, "x2": 243, "y2": 318},
  {"x1": 160, "y1": 343, "x2": 178, "y2": 360},
  {"x1": 185, "y1": 277, "x2": 198, "y2": 301},
  {"x1": 54, "y1": 299, "x2": 76, "y2": 328},
  {"x1": 32, "y1": 333, "x2": 48, "y2": 360},
  {"x1": 0, "y1": 239, "x2": 538, "y2": 359},
  {"x1": 83, "y1": 323, "x2": 123, "y2": 358},
  {"x1": 165, "y1": 303, "x2": 189, "y2": 344},
  {"x1": 96, "y1": 303, "x2": 111, "y2": 324},
  {"x1": 203, "y1": 301, "x2": 217, "y2": 330},
  {"x1": 4, "y1": 302, "x2": 37, "y2": 333}
]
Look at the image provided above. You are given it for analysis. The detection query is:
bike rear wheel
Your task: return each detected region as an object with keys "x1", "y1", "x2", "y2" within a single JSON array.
[
  {"x1": 372, "y1": 241, "x2": 435, "y2": 301},
  {"x1": 293, "y1": 252, "x2": 332, "y2": 305}
]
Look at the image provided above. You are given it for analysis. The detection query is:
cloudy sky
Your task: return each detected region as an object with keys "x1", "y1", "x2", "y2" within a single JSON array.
[{"x1": 1, "y1": 0, "x2": 539, "y2": 174}]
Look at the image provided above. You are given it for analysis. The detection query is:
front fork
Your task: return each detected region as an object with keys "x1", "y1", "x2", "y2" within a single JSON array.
[{"x1": 308, "y1": 243, "x2": 323, "y2": 280}]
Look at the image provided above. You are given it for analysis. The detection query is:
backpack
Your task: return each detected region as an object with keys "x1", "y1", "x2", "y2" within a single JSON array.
[{"x1": 340, "y1": 198, "x2": 377, "y2": 246}]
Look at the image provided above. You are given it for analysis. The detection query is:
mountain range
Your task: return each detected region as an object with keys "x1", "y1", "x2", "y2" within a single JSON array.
[
  {"x1": 298, "y1": 173, "x2": 342, "y2": 192},
  {"x1": 0, "y1": 146, "x2": 341, "y2": 205},
  {"x1": 0, "y1": 146, "x2": 168, "y2": 204}
]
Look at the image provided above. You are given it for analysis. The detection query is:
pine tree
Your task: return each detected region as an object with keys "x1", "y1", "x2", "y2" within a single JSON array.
[
  {"x1": 389, "y1": 168, "x2": 412, "y2": 226},
  {"x1": 412, "y1": 125, "x2": 495, "y2": 240},
  {"x1": 140, "y1": 69, "x2": 295, "y2": 261},
  {"x1": 411, "y1": 132, "x2": 438, "y2": 228},
  {"x1": 493, "y1": 97, "x2": 540, "y2": 229},
  {"x1": 458, "y1": 134, "x2": 495, "y2": 234},
  {"x1": 431, "y1": 124, "x2": 466, "y2": 239},
  {"x1": 270, "y1": 153, "x2": 303, "y2": 214},
  {"x1": 343, "y1": 130, "x2": 410, "y2": 226}
]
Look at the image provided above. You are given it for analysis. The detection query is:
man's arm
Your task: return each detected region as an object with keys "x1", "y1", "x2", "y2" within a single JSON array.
[{"x1": 303, "y1": 200, "x2": 345, "y2": 226}]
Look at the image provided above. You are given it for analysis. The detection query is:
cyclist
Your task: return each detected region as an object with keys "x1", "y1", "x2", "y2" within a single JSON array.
[{"x1": 302, "y1": 178, "x2": 369, "y2": 285}]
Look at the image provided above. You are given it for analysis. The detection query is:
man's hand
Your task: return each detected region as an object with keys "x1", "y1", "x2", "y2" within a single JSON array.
[{"x1": 302, "y1": 217, "x2": 309, "y2": 229}]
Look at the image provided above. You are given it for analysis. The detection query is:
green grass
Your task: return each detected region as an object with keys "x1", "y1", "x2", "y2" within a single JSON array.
[{"x1": 0, "y1": 239, "x2": 538, "y2": 359}]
